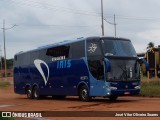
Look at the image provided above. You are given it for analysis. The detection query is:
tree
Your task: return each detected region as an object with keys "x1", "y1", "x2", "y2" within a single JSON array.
[
  {"x1": 0, "y1": 57, "x2": 13, "y2": 69},
  {"x1": 147, "y1": 42, "x2": 154, "y2": 50}
]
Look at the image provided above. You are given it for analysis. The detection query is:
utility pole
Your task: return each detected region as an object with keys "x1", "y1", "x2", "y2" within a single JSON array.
[
  {"x1": 104, "y1": 14, "x2": 117, "y2": 37},
  {"x1": 114, "y1": 14, "x2": 117, "y2": 37},
  {"x1": 2, "y1": 20, "x2": 7, "y2": 80},
  {"x1": 101, "y1": 0, "x2": 104, "y2": 36},
  {"x1": 2, "y1": 20, "x2": 16, "y2": 80},
  {"x1": 0, "y1": 46, "x2": 2, "y2": 71}
]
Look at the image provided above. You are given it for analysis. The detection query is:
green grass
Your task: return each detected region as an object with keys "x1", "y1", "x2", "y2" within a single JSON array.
[
  {"x1": 140, "y1": 80, "x2": 160, "y2": 97},
  {"x1": 0, "y1": 81, "x2": 10, "y2": 88}
]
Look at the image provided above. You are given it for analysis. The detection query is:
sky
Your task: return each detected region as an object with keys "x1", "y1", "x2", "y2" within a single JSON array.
[{"x1": 0, "y1": 0, "x2": 160, "y2": 59}]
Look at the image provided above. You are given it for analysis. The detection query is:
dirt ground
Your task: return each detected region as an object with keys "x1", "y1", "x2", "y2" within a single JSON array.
[{"x1": 0, "y1": 78, "x2": 160, "y2": 120}]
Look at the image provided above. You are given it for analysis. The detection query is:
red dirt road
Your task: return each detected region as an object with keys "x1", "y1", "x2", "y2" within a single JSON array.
[{"x1": 0, "y1": 84, "x2": 160, "y2": 120}]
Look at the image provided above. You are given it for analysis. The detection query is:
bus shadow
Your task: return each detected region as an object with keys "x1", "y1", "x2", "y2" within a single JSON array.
[{"x1": 18, "y1": 96, "x2": 139, "y2": 103}]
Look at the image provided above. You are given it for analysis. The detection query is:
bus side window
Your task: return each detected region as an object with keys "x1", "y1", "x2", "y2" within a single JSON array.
[
  {"x1": 14, "y1": 55, "x2": 17, "y2": 61},
  {"x1": 17, "y1": 53, "x2": 30, "y2": 66},
  {"x1": 39, "y1": 49, "x2": 50, "y2": 62},
  {"x1": 30, "y1": 51, "x2": 38, "y2": 64},
  {"x1": 69, "y1": 41, "x2": 85, "y2": 59},
  {"x1": 46, "y1": 45, "x2": 70, "y2": 61},
  {"x1": 14, "y1": 55, "x2": 17, "y2": 67},
  {"x1": 87, "y1": 42, "x2": 102, "y2": 57}
]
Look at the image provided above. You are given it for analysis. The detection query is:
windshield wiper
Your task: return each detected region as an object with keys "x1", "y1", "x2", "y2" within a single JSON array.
[{"x1": 118, "y1": 65, "x2": 128, "y2": 81}]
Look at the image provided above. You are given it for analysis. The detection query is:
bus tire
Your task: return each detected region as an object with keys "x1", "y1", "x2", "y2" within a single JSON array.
[
  {"x1": 79, "y1": 85, "x2": 91, "y2": 102},
  {"x1": 33, "y1": 86, "x2": 40, "y2": 99},
  {"x1": 109, "y1": 95, "x2": 118, "y2": 101},
  {"x1": 26, "y1": 87, "x2": 33, "y2": 99}
]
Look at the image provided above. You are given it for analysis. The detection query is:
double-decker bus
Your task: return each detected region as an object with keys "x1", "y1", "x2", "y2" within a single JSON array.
[{"x1": 14, "y1": 36, "x2": 143, "y2": 101}]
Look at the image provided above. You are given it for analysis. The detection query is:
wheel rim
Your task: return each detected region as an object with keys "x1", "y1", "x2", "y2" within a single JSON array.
[
  {"x1": 34, "y1": 88, "x2": 38, "y2": 98},
  {"x1": 81, "y1": 89, "x2": 87, "y2": 100},
  {"x1": 27, "y1": 89, "x2": 31, "y2": 98}
]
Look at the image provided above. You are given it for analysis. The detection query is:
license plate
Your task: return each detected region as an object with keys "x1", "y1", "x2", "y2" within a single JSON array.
[{"x1": 124, "y1": 92, "x2": 130, "y2": 95}]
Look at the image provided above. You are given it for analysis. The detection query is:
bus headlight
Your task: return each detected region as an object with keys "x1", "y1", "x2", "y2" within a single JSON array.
[{"x1": 134, "y1": 85, "x2": 141, "y2": 89}]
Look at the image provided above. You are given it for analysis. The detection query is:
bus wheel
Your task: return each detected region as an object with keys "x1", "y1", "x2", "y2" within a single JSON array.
[
  {"x1": 109, "y1": 95, "x2": 118, "y2": 101},
  {"x1": 26, "y1": 87, "x2": 33, "y2": 99},
  {"x1": 33, "y1": 86, "x2": 40, "y2": 99},
  {"x1": 79, "y1": 86, "x2": 91, "y2": 102}
]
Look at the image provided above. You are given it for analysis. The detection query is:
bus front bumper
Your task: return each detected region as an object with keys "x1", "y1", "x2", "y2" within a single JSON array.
[{"x1": 109, "y1": 89, "x2": 140, "y2": 96}]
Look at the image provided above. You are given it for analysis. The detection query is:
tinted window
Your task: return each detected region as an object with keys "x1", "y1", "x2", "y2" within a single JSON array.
[
  {"x1": 102, "y1": 39, "x2": 137, "y2": 57},
  {"x1": 46, "y1": 45, "x2": 70, "y2": 60},
  {"x1": 30, "y1": 51, "x2": 39, "y2": 64},
  {"x1": 87, "y1": 39, "x2": 104, "y2": 80},
  {"x1": 39, "y1": 49, "x2": 52, "y2": 62},
  {"x1": 15, "y1": 52, "x2": 31, "y2": 66},
  {"x1": 69, "y1": 41, "x2": 85, "y2": 59},
  {"x1": 87, "y1": 40, "x2": 103, "y2": 58}
]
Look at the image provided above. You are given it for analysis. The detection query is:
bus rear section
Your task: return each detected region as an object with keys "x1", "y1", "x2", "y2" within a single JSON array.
[{"x1": 14, "y1": 39, "x2": 91, "y2": 101}]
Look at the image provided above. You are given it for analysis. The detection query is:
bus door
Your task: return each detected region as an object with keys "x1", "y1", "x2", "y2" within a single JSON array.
[{"x1": 87, "y1": 39, "x2": 107, "y2": 96}]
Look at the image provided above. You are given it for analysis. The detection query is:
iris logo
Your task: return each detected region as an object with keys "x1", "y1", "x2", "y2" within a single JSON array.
[{"x1": 57, "y1": 60, "x2": 71, "y2": 69}]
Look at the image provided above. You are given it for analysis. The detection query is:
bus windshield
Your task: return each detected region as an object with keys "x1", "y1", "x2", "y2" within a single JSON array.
[{"x1": 101, "y1": 39, "x2": 137, "y2": 57}]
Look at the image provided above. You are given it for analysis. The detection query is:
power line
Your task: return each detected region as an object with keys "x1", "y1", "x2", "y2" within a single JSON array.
[
  {"x1": 22, "y1": 0, "x2": 160, "y2": 21},
  {"x1": 0, "y1": 0, "x2": 105, "y2": 17},
  {"x1": 18, "y1": 0, "x2": 102, "y2": 16},
  {"x1": 108, "y1": 15, "x2": 160, "y2": 21},
  {"x1": 1, "y1": 0, "x2": 160, "y2": 21},
  {"x1": 104, "y1": 14, "x2": 117, "y2": 37},
  {"x1": 104, "y1": 18, "x2": 115, "y2": 25},
  {"x1": 13, "y1": 24, "x2": 99, "y2": 28}
]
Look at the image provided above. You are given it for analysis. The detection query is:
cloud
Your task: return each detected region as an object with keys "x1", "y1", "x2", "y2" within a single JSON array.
[
  {"x1": 134, "y1": 30, "x2": 160, "y2": 52},
  {"x1": 0, "y1": 0, "x2": 160, "y2": 58},
  {"x1": 138, "y1": 30, "x2": 160, "y2": 42}
]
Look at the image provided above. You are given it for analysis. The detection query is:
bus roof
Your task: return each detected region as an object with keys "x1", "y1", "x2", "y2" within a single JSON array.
[{"x1": 15, "y1": 36, "x2": 130, "y2": 56}]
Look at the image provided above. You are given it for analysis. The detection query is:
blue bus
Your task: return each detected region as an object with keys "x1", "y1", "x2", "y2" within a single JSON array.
[{"x1": 14, "y1": 36, "x2": 144, "y2": 101}]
